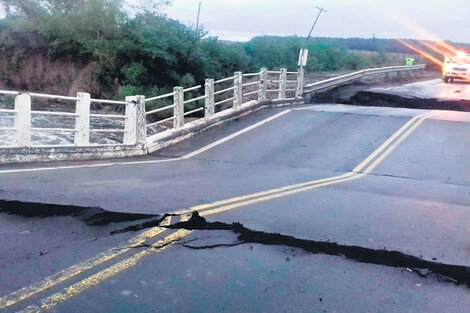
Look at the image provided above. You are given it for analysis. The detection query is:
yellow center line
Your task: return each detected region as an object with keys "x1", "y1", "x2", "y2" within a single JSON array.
[
  {"x1": 353, "y1": 111, "x2": 435, "y2": 173},
  {"x1": 188, "y1": 173, "x2": 356, "y2": 214},
  {"x1": 0, "y1": 218, "x2": 171, "y2": 310},
  {"x1": 191, "y1": 111, "x2": 437, "y2": 216},
  {"x1": 363, "y1": 112, "x2": 439, "y2": 174},
  {"x1": 200, "y1": 173, "x2": 367, "y2": 217},
  {"x1": 5, "y1": 110, "x2": 438, "y2": 311},
  {"x1": 20, "y1": 229, "x2": 193, "y2": 313}
]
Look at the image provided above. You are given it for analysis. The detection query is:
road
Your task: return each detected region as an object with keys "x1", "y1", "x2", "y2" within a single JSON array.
[
  {"x1": 369, "y1": 78, "x2": 470, "y2": 101},
  {"x1": 1, "y1": 94, "x2": 470, "y2": 312}
]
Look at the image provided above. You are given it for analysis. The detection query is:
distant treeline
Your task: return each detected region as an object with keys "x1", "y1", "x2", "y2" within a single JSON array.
[
  {"x1": 0, "y1": 0, "x2": 461, "y2": 100},
  {"x1": 311, "y1": 37, "x2": 470, "y2": 54}
]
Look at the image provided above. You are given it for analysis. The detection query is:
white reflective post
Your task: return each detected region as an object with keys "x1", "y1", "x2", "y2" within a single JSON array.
[
  {"x1": 14, "y1": 93, "x2": 31, "y2": 147},
  {"x1": 205, "y1": 79, "x2": 214, "y2": 118},
  {"x1": 279, "y1": 68, "x2": 287, "y2": 100},
  {"x1": 295, "y1": 67, "x2": 305, "y2": 98},
  {"x1": 124, "y1": 96, "x2": 137, "y2": 145},
  {"x1": 296, "y1": 49, "x2": 308, "y2": 98},
  {"x1": 173, "y1": 87, "x2": 184, "y2": 129},
  {"x1": 135, "y1": 95, "x2": 147, "y2": 145},
  {"x1": 258, "y1": 68, "x2": 268, "y2": 101},
  {"x1": 234, "y1": 71, "x2": 243, "y2": 109},
  {"x1": 74, "y1": 92, "x2": 90, "y2": 146}
]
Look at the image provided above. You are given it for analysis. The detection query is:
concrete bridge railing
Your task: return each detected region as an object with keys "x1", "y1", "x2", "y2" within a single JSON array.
[
  {"x1": 0, "y1": 67, "x2": 301, "y2": 163},
  {"x1": 0, "y1": 61, "x2": 426, "y2": 164},
  {"x1": 0, "y1": 92, "x2": 139, "y2": 148}
]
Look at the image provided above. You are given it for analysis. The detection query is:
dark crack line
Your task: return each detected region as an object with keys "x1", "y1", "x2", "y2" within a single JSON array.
[
  {"x1": 360, "y1": 171, "x2": 470, "y2": 189},
  {"x1": 181, "y1": 241, "x2": 245, "y2": 250},
  {"x1": 0, "y1": 199, "x2": 160, "y2": 226},
  {"x1": 114, "y1": 236, "x2": 186, "y2": 251},
  {"x1": 192, "y1": 155, "x2": 470, "y2": 191},
  {"x1": 110, "y1": 213, "x2": 181, "y2": 235},
  {"x1": 114, "y1": 238, "x2": 202, "y2": 251},
  {"x1": 113, "y1": 244, "x2": 153, "y2": 251},
  {"x1": 167, "y1": 212, "x2": 470, "y2": 288}
]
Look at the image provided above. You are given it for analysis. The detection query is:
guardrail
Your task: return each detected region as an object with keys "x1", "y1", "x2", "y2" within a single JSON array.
[
  {"x1": 303, "y1": 64, "x2": 426, "y2": 95},
  {"x1": 143, "y1": 67, "x2": 298, "y2": 139}
]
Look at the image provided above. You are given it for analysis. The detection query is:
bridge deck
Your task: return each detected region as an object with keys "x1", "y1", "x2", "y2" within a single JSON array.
[{"x1": 1, "y1": 104, "x2": 470, "y2": 312}]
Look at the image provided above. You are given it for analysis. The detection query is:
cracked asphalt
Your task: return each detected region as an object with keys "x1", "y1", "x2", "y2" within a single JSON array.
[{"x1": 1, "y1": 100, "x2": 470, "y2": 312}]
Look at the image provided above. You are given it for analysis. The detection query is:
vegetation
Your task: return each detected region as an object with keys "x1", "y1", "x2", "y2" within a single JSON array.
[{"x1": 0, "y1": 0, "x2": 450, "y2": 101}]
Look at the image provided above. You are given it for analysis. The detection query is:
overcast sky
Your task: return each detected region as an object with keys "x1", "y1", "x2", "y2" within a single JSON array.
[
  {"x1": 0, "y1": 1, "x2": 468, "y2": 43},
  {"x1": 163, "y1": 0, "x2": 470, "y2": 43}
]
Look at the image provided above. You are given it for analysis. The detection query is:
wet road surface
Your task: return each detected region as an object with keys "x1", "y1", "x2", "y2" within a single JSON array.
[
  {"x1": 370, "y1": 78, "x2": 470, "y2": 101},
  {"x1": 1, "y1": 102, "x2": 470, "y2": 312}
]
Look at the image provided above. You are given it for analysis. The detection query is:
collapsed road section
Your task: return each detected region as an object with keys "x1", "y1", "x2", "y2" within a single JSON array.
[{"x1": 308, "y1": 76, "x2": 470, "y2": 113}]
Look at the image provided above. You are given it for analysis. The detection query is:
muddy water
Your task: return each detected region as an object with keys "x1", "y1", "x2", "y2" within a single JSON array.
[
  {"x1": 0, "y1": 96, "x2": 172, "y2": 146},
  {"x1": 0, "y1": 113, "x2": 126, "y2": 146}
]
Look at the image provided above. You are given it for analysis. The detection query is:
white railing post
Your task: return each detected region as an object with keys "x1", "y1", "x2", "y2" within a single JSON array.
[
  {"x1": 205, "y1": 79, "x2": 215, "y2": 118},
  {"x1": 279, "y1": 68, "x2": 287, "y2": 100},
  {"x1": 258, "y1": 68, "x2": 268, "y2": 102},
  {"x1": 173, "y1": 87, "x2": 184, "y2": 129},
  {"x1": 74, "y1": 92, "x2": 90, "y2": 146},
  {"x1": 295, "y1": 67, "x2": 305, "y2": 99},
  {"x1": 234, "y1": 71, "x2": 243, "y2": 109},
  {"x1": 135, "y1": 95, "x2": 147, "y2": 145},
  {"x1": 124, "y1": 96, "x2": 137, "y2": 145},
  {"x1": 14, "y1": 93, "x2": 31, "y2": 147}
]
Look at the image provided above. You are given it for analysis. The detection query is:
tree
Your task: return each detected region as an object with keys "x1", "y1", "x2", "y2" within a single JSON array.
[
  {"x1": 0, "y1": 0, "x2": 86, "y2": 18},
  {"x1": 0, "y1": 0, "x2": 169, "y2": 18}
]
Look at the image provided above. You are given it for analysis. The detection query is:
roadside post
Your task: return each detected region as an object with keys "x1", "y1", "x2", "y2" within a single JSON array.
[{"x1": 296, "y1": 49, "x2": 309, "y2": 98}]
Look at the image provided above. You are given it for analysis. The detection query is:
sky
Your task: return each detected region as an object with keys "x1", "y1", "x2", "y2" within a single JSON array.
[
  {"x1": 0, "y1": 1, "x2": 468, "y2": 43},
  {"x1": 162, "y1": 0, "x2": 470, "y2": 43}
]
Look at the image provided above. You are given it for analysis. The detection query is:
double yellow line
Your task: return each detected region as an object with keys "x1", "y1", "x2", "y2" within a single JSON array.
[
  {"x1": 5, "y1": 110, "x2": 437, "y2": 312},
  {"x1": 188, "y1": 110, "x2": 438, "y2": 218}
]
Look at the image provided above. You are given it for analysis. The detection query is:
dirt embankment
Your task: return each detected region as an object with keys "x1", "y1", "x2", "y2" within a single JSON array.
[{"x1": 0, "y1": 53, "x2": 104, "y2": 97}]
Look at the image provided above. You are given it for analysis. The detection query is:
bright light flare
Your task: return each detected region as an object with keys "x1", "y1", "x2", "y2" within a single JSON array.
[
  {"x1": 385, "y1": 12, "x2": 460, "y2": 56},
  {"x1": 397, "y1": 40, "x2": 470, "y2": 83},
  {"x1": 418, "y1": 41, "x2": 452, "y2": 58},
  {"x1": 382, "y1": 10, "x2": 470, "y2": 85},
  {"x1": 397, "y1": 39, "x2": 443, "y2": 67}
]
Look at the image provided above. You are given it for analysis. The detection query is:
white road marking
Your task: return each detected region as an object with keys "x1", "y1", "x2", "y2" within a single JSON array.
[
  {"x1": 2, "y1": 108, "x2": 439, "y2": 311},
  {"x1": 0, "y1": 110, "x2": 292, "y2": 174}
]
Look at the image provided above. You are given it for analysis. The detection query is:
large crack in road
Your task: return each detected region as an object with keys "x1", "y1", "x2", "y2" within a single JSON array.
[
  {"x1": 2, "y1": 199, "x2": 470, "y2": 292},
  {"x1": 350, "y1": 91, "x2": 470, "y2": 112},
  {"x1": 0, "y1": 200, "x2": 160, "y2": 226},
  {"x1": 166, "y1": 212, "x2": 470, "y2": 288}
]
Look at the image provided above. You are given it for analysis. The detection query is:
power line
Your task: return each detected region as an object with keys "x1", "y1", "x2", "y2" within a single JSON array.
[{"x1": 307, "y1": 6, "x2": 327, "y2": 39}]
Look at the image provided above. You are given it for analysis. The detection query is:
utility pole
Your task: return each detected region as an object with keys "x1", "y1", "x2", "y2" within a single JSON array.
[
  {"x1": 196, "y1": 1, "x2": 202, "y2": 33},
  {"x1": 307, "y1": 6, "x2": 327, "y2": 39}
]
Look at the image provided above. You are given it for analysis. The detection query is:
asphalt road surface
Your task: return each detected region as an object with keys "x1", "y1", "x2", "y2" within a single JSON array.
[{"x1": 1, "y1": 84, "x2": 470, "y2": 312}]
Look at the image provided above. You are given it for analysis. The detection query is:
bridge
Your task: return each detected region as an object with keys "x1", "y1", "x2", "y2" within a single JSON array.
[
  {"x1": 0, "y1": 59, "x2": 424, "y2": 164},
  {"x1": 2, "y1": 61, "x2": 469, "y2": 313}
]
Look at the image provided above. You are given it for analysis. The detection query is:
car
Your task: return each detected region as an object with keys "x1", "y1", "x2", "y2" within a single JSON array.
[{"x1": 443, "y1": 52, "x2": 470, "y2": 83}]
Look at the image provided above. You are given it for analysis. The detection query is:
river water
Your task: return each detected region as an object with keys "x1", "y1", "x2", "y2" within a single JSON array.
[{"x1": 0, "y1": 110, "x2": 125, "y2": 147}]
